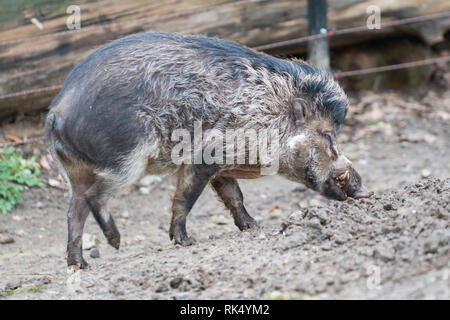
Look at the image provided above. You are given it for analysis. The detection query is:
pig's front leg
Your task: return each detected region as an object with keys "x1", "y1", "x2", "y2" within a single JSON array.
[
  {"x1": 210, "y1": 176, "x2": 258, "y2": 231},
  {"x1": 169, "y1": 165, "x2": 216, "y2": 246}
]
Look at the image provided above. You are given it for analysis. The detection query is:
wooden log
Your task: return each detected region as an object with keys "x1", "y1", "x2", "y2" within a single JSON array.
[{"x1": 0, "y1": 0, "x2": 449, "y2": 118}]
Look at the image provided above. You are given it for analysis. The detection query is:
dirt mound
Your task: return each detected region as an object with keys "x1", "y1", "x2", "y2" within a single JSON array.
[
  {"x1": 273, "y1": 177, "x2": 449, "y2": 297},
  {"x1": 1, "y1": 173, "x2": 448, "y2": 299},
  {"x1": 283, "y1": 177, "x2": 449, "y2": 258},
  {"x1": 91, "y1": 177, "x2": 448, "y2": 300}
]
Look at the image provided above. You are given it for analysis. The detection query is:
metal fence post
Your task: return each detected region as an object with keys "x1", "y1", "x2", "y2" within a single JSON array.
[{"x1": 307, "y1": 0, "x2": 330, "y2": 70}]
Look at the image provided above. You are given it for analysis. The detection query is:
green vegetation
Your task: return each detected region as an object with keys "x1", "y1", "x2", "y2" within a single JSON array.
[
  {"x1": 28, "y1": 284, "x2": 44, "y2": 293},
  {"x1": 0, "y1": 289, "x2": 15, "y2": 297},
  {"x1": 268, "y1": 291, "x2": 318, "y2": 300},
  {"x1": 0, "y1": 284, "x2": 46, "y2": 296},
  {"x1": 0, "y1": 146, "x2": 44, "y2": 214},
  {"x1": 407, "y1": 115, "x2": 416, "y2": 122}
]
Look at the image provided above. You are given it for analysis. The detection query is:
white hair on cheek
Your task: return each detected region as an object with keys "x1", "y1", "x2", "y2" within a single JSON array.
[{"x1": 287, "y1": 133, "x2": 309, "y2": 150}]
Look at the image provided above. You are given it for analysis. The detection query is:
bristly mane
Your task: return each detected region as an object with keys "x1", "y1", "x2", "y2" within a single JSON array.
[
  {"x1": 294, "y1": 68, "x2": 348, "y2": 131},
  {"x1": 179, "y1": 34, "x2": 348, "y2": 131},
  {"x1": 57, "y1": 32, "x2": 348, "y2": 138},
  {"x1": 249, "y1": 56, "x2": 349, "y2": 131}
]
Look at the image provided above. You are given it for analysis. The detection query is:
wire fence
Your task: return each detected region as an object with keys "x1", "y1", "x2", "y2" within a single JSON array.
[
  {"x1": 1, "y1": 54, "x2": 448, "y2": 148},
  {"x1": 253, "y1": 11, "x2": 450, "y2": 51},
  {"x1": 335, "y1": 55, "x2": 450, "y2": 78},
  {"x1": 1, "y1": 55, "x2": 448, "y2": 101},
  {"x1": 2, "y1": 4, "x2": 448, "y2": 49},
  {"x1": 0, "y1": 85, "x2": 63, "y2": 100},
  {"x1": 0, "y1": 2, "x2": 449, "y2": 108}
]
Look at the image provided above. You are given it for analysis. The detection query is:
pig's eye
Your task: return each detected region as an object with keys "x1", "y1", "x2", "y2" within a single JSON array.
[
  {"x1": 320, "y1": 131, "x2": 333, "y2": 145},
  {"x1": 321, "y1": 131, "x2": 338, "y2": 158}
]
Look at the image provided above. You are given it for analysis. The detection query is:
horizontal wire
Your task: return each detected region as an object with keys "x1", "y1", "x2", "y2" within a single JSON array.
[
  {"x1": 1, "y1": 56, "x2": 448, "y2": 100},
  {"x1": 336, "y1": 55, "x2": 450, "y2": 78},
  {"x1": 253, "y1": 11, "x2": 450, "y2": 51},
  {"x1": 1, "y1": 55, "x2": 448, "y2": 146},
  {"x1": 0, "y1": 9, "x2": 448, "y2": 100}
]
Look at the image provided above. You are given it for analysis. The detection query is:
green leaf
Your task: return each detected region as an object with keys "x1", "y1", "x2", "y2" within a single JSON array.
[{"x1": 0, "y1": 147, "x2": 44, "y2": 214}]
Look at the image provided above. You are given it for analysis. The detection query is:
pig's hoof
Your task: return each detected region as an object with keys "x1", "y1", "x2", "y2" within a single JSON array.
[
  {"x1": 236, "y1": 216, "x2": 258, "y2": 231},
  {"x1": 106, "y1": 232, "x2": 120, "y2": 250},
  {"x1": 175, "y1": 236, "x2": 197, "y2": 246},
  {"x1": 170, "y1": 229, "x2": 196, "y2": 246},
  {"x1": 169, "y1": 223, "x2": 196, "y2": 246},
  {"x1": 67, "y1": 257, "x2": 89, "y2": 269}
]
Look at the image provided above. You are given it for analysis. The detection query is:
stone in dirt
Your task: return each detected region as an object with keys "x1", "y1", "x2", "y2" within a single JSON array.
[
  {"x1": 155, "y1": 284, "x2": 169, "y2": 293},
  {"x1": 175, "y1": 292, "x2": 189, "y2": 300},
  {"x1": 35, "y1": 201, "x2": 44, "y2": 209},
  {"x1": 421, "y1": 169, "x2": 431, "y2": 178},
  {"x1": 269, "y1": 209, "x2": 281, "y2": 219},
  {"x1": 82, "y1": 233, "x2": 99, "y2": 250},
  {"x1": 373, "y1": 246, "x2": 396, "y2": 262},
  {"x1": 15, "y1": 229, "x2": 25, "y2": 237},
  {"x1": 42, "y1": 276, "x2": 52, "y2": 284},
  {"x1": 90, "y1": 248, "x2": 100, "y2": 259},
  {"x1": 212, "y1": 215, "x2": 228, "y2": 225},
  {"x1": 170, "y1": 277, "x2": 183, "y2": 289},
  {"x1": 0, "y1": 234, "x2": 14, "y2": 245},
  {"x1": 5, "y1": 279, "x2": 21, "y2": 290}
]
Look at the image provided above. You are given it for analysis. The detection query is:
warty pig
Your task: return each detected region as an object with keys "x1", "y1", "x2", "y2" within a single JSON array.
[{"x1": 45, "y1": 32, "x2": 369, "y2": 268}]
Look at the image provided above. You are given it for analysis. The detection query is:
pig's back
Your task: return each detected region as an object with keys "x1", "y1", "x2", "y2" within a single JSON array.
[
  {"x1": 48, "y1": 33, "x2": 307, "y2": 169},
  {"x1": 52, "y1": 32, "x2": 304, "y2": 132}
]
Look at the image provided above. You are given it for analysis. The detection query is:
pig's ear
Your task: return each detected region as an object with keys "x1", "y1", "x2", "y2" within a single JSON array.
[{"x1": 293, "y1": 98, "x2": 307, "y2": 126}]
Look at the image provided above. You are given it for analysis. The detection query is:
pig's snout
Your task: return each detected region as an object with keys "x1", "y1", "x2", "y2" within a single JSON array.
[
  {"x1": 321, "y1": 166, "x2": 370, "y2": 201},
  {"x1": 350, "y1": 184, "x2": 370, "y2": 199},
  {"x1": 322, "y1": 176, "x2": 348, "y2": 201}
]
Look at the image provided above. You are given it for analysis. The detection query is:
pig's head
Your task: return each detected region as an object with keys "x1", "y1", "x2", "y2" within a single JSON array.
[{"x1": 280, "y1": 96, "x2": 370, "y2": 201}]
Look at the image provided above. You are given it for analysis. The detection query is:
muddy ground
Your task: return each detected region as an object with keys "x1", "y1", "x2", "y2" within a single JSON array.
[{"x1": 0, "y1": 84, "x2": 449, "y2": 299}]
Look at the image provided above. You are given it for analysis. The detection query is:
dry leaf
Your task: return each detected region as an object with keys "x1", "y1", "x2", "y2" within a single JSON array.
[
  {"x1": 5, "y1": 134, "x2": 22, "y2": 143},
  {"x1": 48, "y1": 178, "x2": 60, "y2": 187},
  {"x1": 40, "y1": 156, "x2": 51, "y2": 170},
  {"x1": 269, "y1": 203, "x2": 279, "y2": 212}
]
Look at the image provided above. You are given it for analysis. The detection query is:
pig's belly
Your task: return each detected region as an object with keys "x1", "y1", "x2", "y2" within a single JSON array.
[
  {"x1": 145, "y1": 159, "x2": 263, "y2": 179},
  {"x1": 219, "y1": 165, "x2": 262, "y2": 179}
]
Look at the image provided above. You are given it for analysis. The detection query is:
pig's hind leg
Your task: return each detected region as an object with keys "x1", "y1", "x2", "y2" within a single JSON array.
[
  {"x1": 64, "y1": 167, "x2": 96, "y2": 269},
  {"x1": 66, "y1": 189, "x2": 91, "y2": 268},
  {"x1": 84, "y1": 178, "x2": 121, "y2": 250},
  {"x1": 64, "y1": 171, "x2": 120, "y2": 268},
  {"x1": 210, "y1": 176, "x2": 258, "y2": 231},
  {"x1": 169, "y1": 165, "x2": 217, "y2": 246}
]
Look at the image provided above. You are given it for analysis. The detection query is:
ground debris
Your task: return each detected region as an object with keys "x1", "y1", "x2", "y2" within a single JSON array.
[{"x1": 0, "y1": 234, "x2": 14, "y2": 245}]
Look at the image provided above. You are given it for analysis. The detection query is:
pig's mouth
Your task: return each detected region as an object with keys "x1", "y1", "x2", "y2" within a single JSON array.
[
  {"x1": 321, "y1": 169, "x2": 371, "y2": 201},
  {"x1": 334, "y1": 170, "x2": 350, "y2": 189}
]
